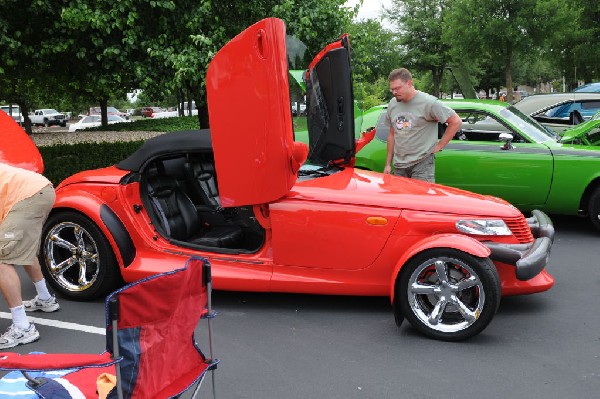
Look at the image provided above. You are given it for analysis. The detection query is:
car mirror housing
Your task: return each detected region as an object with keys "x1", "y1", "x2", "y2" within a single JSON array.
[{"x1": 499, "y1": 132, "x2": 514, "y2": 150}]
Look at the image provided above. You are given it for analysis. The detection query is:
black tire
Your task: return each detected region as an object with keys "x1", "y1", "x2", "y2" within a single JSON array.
[
  {"x1": 61, "y1": 121, "x2": 67, "y2": 127},
  {"x1": 39, "y1": 211, "x2": 123, "y2": 300},
  {"x1": 396, "y1": 248, "x2": 501, "y2": 341},
  {"x1": 587, "y1": 187, "x2": 600, "y2": 231},
  {"x1": 43, "y1": 119, "x2": 49, "y2": 128}
]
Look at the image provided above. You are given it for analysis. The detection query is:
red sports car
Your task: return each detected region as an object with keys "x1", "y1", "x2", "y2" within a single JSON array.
[{"x1": 7, "y1": 18, "x2": 555, "y2": 341}]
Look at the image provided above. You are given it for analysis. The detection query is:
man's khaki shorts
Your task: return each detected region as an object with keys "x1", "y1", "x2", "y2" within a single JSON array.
[
  {"x1": 0, "y1": 185, "x2": 55, "y2": 266},
  {"x1": 393, "y1": 154, "x2": 435, "y2": 183}
]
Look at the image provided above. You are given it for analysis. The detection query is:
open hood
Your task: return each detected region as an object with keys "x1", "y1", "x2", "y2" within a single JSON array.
[
  {"x1": 559, "y1": 118, "x2": 600, "y2": 143},
  {"x1": 305, "y1": 34, "x2": 355, "y2": 166},
  {"x1": 0, "y1": 110, "x2": 44, "y2": 173},
  {"x1": 206, "y1": 18, "x2": 308, "y2": 207}
]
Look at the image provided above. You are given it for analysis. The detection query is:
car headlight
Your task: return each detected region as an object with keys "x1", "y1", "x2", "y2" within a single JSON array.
[{"x1": 456, "y1": 219, "x2": 511, "y2": 236}]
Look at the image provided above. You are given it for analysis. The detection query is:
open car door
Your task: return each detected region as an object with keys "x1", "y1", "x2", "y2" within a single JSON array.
[{"x1": 305, "y1": 34, "x2": 356, "y2": 166}]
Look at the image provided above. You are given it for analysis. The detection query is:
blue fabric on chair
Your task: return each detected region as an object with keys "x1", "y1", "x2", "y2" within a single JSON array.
[{"x1": 0, "y1": 369, "x2": 81, "y2": 398}]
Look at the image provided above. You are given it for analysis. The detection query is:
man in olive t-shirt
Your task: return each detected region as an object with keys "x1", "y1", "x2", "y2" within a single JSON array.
[{"x1": 383, "y1": 68, "x2": 462, "y2": 182}]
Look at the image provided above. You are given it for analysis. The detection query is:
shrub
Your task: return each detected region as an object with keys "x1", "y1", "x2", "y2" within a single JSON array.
[{"x1": 41, "y1": 141, "x2": 144, "y2": 185}]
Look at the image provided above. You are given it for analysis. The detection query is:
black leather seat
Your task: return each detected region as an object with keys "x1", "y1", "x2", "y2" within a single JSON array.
[
  {"x1": 183, "y1": 158, "x2": 221, "y2": 210},
  {"x1": 146, "y1": 174, "x2": 242, "y2": 248}
]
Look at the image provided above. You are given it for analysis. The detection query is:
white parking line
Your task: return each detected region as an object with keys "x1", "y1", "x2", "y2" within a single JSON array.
[{"x1": 0, "y1": 312, "x2": 105, "y2": 335}]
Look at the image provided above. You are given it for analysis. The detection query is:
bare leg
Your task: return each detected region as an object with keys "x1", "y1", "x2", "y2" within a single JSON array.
[
  {"x1": 22, "y1": 258, "x2": 44, "y2": 283},
  {"x1": 0, "y1": 263, "x2": 23, "y2": 308}
]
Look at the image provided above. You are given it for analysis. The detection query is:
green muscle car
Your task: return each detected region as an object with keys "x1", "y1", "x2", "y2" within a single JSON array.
[{"x1": 311, "y1": 99, "x2": 600, "y2": 231}]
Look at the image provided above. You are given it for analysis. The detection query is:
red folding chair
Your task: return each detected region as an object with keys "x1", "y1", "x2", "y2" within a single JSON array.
[{"x1": 0, "y1": 257, "x2": 218, "y2": 399}]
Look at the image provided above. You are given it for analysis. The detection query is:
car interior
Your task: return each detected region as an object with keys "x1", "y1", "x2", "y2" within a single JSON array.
[
  {"x1": 139, "y1": 152, "x2": 265, "y2": 254},
  {"x1": 374, "y1": 109, "x2": 527, "y2": 143},
  {"x1": 452, "y1": 111, "x2": 528, "y2": 142}
]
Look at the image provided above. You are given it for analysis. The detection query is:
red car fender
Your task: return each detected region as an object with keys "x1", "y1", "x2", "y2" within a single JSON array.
[
  {"x1": 52, "y1": 190, "x2": 125, "y2": 266},
  {"x1": 388, "y1": 234, "x2": 492, "y2": 302}
]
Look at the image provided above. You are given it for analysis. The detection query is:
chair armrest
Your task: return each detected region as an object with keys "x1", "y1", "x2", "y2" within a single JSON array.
[{"x1": 0, "y1": 352, "x2": 119, "y2": 371}]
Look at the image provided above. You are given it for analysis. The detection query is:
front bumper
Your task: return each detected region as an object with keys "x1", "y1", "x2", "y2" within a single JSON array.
[
  {"x1": 484, "y1": 210, "x2": 554, "y2": 281},
  {"x1": 48, "y1": 118, "x2": 66, "y2": 126}
]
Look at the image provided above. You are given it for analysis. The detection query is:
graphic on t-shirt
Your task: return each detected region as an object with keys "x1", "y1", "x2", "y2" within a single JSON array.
[{"x1": 395, "y1": 115, "x2": 411, "y2": 130}]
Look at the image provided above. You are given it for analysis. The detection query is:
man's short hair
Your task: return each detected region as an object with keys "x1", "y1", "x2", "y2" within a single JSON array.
[{"x1": 388, "y1": 68, "x2": 412, "y2": 82}]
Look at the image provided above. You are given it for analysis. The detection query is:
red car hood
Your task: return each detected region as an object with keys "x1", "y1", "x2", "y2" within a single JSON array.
[
  {"x1": 289, "y1": 168, "x2": 520, "y2": 218},
  {"x1": 206, "y1": 18, "x2": 307, "y2": 207}
]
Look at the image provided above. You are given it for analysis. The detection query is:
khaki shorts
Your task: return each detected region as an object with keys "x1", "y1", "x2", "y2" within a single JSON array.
[
  {"x1": 393, "y1": 154, "x2": 435, "y2": 183},
  {"x1": 0, "y1": 185, "x2": 55, "y2": 265}
]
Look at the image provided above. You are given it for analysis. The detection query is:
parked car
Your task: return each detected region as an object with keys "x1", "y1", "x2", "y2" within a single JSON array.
[
  {"x1": 89, "y1": 106, "x2": 130, "y2": 120},
  {"x1": 291, "y1": 102, "x2": 307, "y2": 116},
  {"x1": 345, "y1": 99, "x2": 600, "y2": 231},
  {"x1": 151, "y1": 109, "x2": 179, "y2": 119},
  {"x1": 0, "y1": 104, "x2": 24, "y2": 125},
  {"x1": 31, "y1": 18, "x2": 554, "y2": 341},
  {"x1": 30, "y1": 109, "x2": 67, "y2": 127},
  {"x1": 512, "y1": 90, "x2": 529, "y2": 103},
  {"x1": 513, "y1": 92, "x2": 600, "y2": 131},
  {"x1": 180, "y1": 101, "x2": 198, "y2": 116},
  {"x1": 68, "y1": 114, "x2": 131, "y2": 132},
  {"x1": 141, "y1": 106, "x2": 165, "y2": 118},
  {"x1": 574, "y1": 82, "x2": 600, "y2": 93}
]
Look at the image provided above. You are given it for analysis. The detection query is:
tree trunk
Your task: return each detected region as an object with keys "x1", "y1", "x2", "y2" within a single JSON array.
[
  {"x1": 432, "y1": 67, "x2": 443, "y2": 98},
  {"x1": 17, "y1": 101, "x2": 33, "y2": 135},
  {"x1": 198, "y1": 103, "x2": 209, "y2": 129},
  {"x1": 177, "y1": 89, "x2": 184, "y2": 117},
  {"x1": 505, "y1": 46, "x2": 514, "y2": 103},
  {"x1": 100, "y1": 98, "x2": 108, "y2": 127}
]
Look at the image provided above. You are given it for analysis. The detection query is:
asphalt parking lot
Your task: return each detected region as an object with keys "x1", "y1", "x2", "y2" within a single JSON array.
[{"x1": 2, "y1": 215, "x2": 599, "y2": 398}]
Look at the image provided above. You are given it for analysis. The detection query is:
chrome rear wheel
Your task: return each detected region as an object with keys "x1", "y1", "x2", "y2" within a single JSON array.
[{"x1": 40, "y1": 211, "x2": 121, "y2": 300}]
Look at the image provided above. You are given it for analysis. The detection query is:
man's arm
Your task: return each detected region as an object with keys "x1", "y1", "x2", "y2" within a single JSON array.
[
  {"x1": 432, "y1": 113, "x2": 461, "y2": 153},
  {"x1": 384, "y1": 127, "x2": 395, "y2": 174}
]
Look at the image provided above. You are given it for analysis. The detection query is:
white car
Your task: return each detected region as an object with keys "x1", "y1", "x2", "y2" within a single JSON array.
[
  {"x1": 69, "y1": 114, "x2": 130, "y2": 132},
  {"x1": 150, "y1": 109, "x2": 179, "y2": 119},
  {"x1": 291, "y1": 102, "x2": 306, "y2": 116}
]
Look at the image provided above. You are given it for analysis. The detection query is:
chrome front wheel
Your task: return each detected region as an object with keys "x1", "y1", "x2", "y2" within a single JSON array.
[{"x1": 397, "y1": 249, "x2": 500, "y2": 341}]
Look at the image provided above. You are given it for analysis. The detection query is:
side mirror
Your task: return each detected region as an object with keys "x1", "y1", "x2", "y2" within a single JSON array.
[{"x1": 499, "y1": 132, "x2": 514, "y2": 150}]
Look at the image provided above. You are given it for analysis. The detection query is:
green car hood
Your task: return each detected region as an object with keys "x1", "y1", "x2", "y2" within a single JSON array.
[{"x1": 559, "y1": 119, "x2": 600, "y2": 143}]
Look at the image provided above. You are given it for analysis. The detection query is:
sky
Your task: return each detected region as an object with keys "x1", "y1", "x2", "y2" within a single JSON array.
[{"x1": 345, "y1": 0, "x2": 392, "y2": 21}]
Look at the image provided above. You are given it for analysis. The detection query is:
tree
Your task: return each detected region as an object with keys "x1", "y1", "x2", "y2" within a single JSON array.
[
  {"x1": 342, "y1": 19, "x2": 404, "y2": 109},
  {"x1": 0, "y1": 0, "x2": 77, "y2": 134},
  {"x1": 443, "y1": 0, "x2": 580, "y2": 101},
  {"x1": 346, "y1": 19, "x2": 404, "y2": 84},
  {"x1": 384, "y1": 0, "x2": 453, "y2": 97},
  {"x1": 1, "y1": 0, "x2": 360, "y2": 132},
  {"x1": 135, "y1": 0, "x2": 355, "y2": 128}
]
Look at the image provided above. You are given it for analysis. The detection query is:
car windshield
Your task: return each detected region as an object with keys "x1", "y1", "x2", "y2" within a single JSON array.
[
  {"x1": 1, "y1": 105, "x2": 20, "y2": 113},
  {"x1": 107, "y1": 107, "x2": 120, "y2": 113},
  {"x1": 500, "y1": 106, "x2": 559, "y2": 142},
  {"x1": 84, "y1": 115, "x2": 101, "y2": 123}
]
